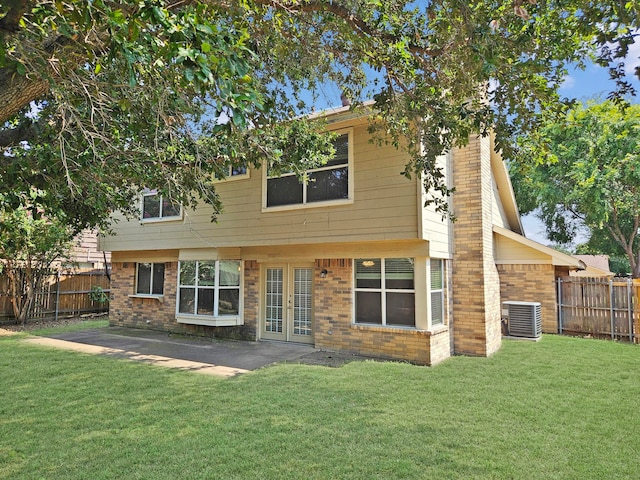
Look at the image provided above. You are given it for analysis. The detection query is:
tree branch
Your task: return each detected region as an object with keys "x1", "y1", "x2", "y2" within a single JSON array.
[
  {"x1": 252, "y1": 0, "x2": 443, "y2": 57},
  {"x1": 0, "y1": 117, "x2": 46, "y2": 148},
  {"x1": 0, "y1": 0, "x2": 30, "y2": 35}
]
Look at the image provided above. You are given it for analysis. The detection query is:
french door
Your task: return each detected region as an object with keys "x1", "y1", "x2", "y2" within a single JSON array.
[{"x1": 262, "y1": 264, "x2": 314, "y2": 344}]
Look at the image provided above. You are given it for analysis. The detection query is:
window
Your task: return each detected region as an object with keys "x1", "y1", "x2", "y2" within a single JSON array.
[
  {"x1": 266, "y1": 132, "x2": 351, "y2": 208},
  {"x1": 136, "y1": 263, "x2": 165, "y2": 295},
  {"x1": 215, "y1": 164, "x2": 249, "y2": 181},
  {"x1": 177, "y1": 260, "x2": 241, "y2": 317},
  {"x1": 354, "y1": 258, "x2": 415, "y2": 327},
  {"x1": 430, "y1": 259, "x2": 444, "y2": 326},
  {"x1": 141, "y1": 191, "x2": 181, "y2": 220}
]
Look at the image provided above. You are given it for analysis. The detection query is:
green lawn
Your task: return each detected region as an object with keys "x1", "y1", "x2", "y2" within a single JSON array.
[{"x1": 1, "y1": 331, "x2": 639, "y2": 479}]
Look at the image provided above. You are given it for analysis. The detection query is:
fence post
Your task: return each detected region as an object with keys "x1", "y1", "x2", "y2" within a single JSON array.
[
  {"x1": 557, "y1": 277, "x2": 563, "y2": 334},
  {"x1": 609, "y1": 278, "x2": 615, "y2": 340},
  {"x1": 627, "y1": 278, "x2": 633, "y2": 343},
  {"x1": 54, "y1": 270, "x2": 61, "y2": 322}
]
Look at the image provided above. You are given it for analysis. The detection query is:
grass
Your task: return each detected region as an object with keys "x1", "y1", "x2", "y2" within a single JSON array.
[{"x1": 1, "y1": 332, "x2": 639, "y2": 479}]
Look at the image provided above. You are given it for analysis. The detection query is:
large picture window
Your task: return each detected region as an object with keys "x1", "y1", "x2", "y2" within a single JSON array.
[
  {"x1": 354, "y1": 258, "x2": 415, "y2": 327},
  {"x1": 177, "y1": 260, "x2": 241, "y2": 317},
  {"x1": 266, "y1": 132, "x2": 351, "y2": 208},
  {"x1": 141, "y1": 190, "x2": 181, "y2": 220},
  {"x1": 136, "y1": 263, "x2": 165, "y2": 295}
]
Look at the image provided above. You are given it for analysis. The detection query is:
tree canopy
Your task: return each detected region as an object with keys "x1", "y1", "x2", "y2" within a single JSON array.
[
  {"x1": 1, "y1": 0, "x2": 639, "y2": 231},
  {"x1": 510, "y1": 101, "x2": 640, "y2": 277}
]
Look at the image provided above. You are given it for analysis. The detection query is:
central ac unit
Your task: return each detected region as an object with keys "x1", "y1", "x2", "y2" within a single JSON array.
[{"x1": 502, "y1": 301, "x2": 542, "y2": 338}]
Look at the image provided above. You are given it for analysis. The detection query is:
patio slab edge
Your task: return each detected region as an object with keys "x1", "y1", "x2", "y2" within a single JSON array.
[{"x1": 21, "y1": 337, "x2": 250, "y2": 378}]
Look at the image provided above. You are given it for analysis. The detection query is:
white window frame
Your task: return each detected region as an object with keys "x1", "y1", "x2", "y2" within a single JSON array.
[
  {"x1": 429, "y1": 259, "x2": 445, "y2": 327},
  {"x1": 353, "y1": 257, "x2": 416, "y2": 328},
  {"x1": 131, "y1": 262, "x2": 165, "y2": 298},
  {"x1": 175, "y1": 260, "x2": 244, "y2": 327},
  {"x1": 140, "y1": 189, "x2": 182, "y2": 223},
  {"x1": 262, "y1": 128, "x2": 354, "y2": 212},
  {"x1": 214, "y1": 165, "x2": 250, "y2": 183}
]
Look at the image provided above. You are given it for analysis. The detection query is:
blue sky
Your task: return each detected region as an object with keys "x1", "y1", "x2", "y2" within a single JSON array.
[{"x1": 522, "y1": 47, "x2": 640, "y2": 246}]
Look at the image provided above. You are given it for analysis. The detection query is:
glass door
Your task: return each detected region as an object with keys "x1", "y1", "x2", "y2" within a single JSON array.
[{"x1": 263, "y1": 264, "x2": 314, "y2": 344}]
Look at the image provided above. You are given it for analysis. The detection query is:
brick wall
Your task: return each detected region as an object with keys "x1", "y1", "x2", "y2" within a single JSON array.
[
  {"x1": 497, "y1": 263, "x2": 558, "y2": 333},
  {"x1": 451, "y1": 137, "x2": 502, "y2": 357},
  {"x1": 109, "y1": 261, "x2": 256, "y2": 340},
  {"x1": 313, "y1": 259, "x2": 449, "y2": 366}
]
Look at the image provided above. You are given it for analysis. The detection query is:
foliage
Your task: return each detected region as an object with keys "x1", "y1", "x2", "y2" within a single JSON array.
[
  {"x1": 575, "y1": 238, "x2": 632, "y2": 276},
  {"x1": 0, "y1": 190, "x2": 75, "y2": 323},
  {"x1": 88, "y1": 285, "x2": 110, "y2": 305},
  {"x1": 1, "y1": 334, "x2": 640, "y2": 478},
  {"x1": 0, "y1": 1, "x2": 639, "y2": 230},
  {"x1": 511, "y1": 101, "x2": 640, "y2": 276}
]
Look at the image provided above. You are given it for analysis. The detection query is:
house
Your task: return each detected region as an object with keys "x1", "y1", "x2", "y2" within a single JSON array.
[
  {"x1": 66, "y1": 229, "x2": 111, "y2": 272},
  {"x1": 570, "y1": 255, "x2": 614, "y2": 278},
  {"x1": 101, "y1": 105, "x2": 584, "y2": 365}
]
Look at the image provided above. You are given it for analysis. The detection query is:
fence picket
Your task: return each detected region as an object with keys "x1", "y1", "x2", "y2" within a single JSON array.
[
  {"x1": 557, "y1": 276, "x2": 636, "y2": 342},
  {"x1": 0, "y1": 271, "x2": 110, "y2": 324}
]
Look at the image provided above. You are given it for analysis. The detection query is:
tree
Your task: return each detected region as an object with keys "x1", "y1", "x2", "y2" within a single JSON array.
[
  {"x1": 0, "y1": 190, "x2": 75, "y2": 324},
  {"x1": 510, "y1": 101, "x2": 640, "y2": 277},
  {"x1": 1, "y1": 1, "x2": 639, "y2": 231}
]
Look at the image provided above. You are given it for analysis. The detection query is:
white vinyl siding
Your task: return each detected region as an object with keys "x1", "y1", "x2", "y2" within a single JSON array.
[{"x1": 103, "y1": 124, "x2": 419, "y2": 252}]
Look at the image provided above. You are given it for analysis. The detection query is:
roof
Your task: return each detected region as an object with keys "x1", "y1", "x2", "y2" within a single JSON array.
[
  {"x1": 494, "y1": 225, "x2": 586, "y2": 269},
  {"x1": 570, "y1": 255, "x2": 614, "y2": 277},
  {"x1": 490, "y1": 134, "x2": 524, "y2": 235}
]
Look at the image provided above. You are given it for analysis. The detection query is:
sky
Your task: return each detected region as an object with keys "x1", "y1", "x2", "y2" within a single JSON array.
[{"x1": 521, "y1": 44, "x2": 640, "y2": 246}]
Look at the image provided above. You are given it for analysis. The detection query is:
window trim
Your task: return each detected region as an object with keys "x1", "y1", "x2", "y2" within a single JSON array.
[
  {"x1": 134, "y1": 262, "x2": 165, "y2": 297},
  {"x1": 262, "y1": 127, "x2": 354, "y2": 212},
  {"x1": 353, "y1": 257, "x2": 416, "y2": 328},
  {"x1": 175, "y1": 260, "x2": 244, "y2": 327},
  {"x1": 213, "y1": 165, "x2": 250, "y2": 183},
  {"x1": 140, "y1": 190, "x2": 183, "y2": 223},
  {"x1": 429, "y1": 258, "x2": 445, "y2": 327}
]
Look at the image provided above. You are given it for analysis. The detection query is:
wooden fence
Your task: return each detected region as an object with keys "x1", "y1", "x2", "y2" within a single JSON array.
[
  {"x1": 0, "y1": 270, "x2": 110, "y2": 324},
  {"x1": 557, "y1": 277, "x2": 639, "y2": 342}
]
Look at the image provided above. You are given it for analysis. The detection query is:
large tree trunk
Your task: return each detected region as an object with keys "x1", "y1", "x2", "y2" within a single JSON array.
[{"x1": 0, "y1": 69, "x2": 49, "y2": 124}]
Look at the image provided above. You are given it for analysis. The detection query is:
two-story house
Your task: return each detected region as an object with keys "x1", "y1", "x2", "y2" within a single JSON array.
[{"x1": 101, "y1": 105, "x2": 583, "y2": 365}]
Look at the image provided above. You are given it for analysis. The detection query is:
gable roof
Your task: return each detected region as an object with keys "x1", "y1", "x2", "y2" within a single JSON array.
[
  {"x1": 494, "y1": 225, "x2": 586, "y2": 269},
  {"x1": 490, "y1": 135, "x2": 524, "y2": 235}
]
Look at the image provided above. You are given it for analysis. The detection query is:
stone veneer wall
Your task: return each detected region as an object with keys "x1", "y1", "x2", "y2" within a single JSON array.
[
  {"x1": 451, "y1": 137, "x2": 502, "y2": 356},
  {"x1": 497, "y1": 263, "x2": 558, "y2": 333},
  {"x1": 313, "y1": 259, "x2": 449, "y2": 366},
  {"x1": 109, "y1": 261, "x2": 257, "y2": 340}
]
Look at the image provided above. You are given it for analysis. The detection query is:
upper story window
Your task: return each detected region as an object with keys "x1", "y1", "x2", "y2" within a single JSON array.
[
  {"x1": 141, "y1": 190, "x2": 181, "y2": 221},
  {"x1": 215, "y1": 165, "x2": 249, "y2": 182},
  {"x1": 265, "y1": 130, "x2": 352, "y2": 210}
]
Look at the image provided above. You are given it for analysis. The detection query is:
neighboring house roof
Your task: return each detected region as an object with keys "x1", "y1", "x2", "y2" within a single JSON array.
[
  {"x1": 493, "y1": 226, "x2": 586, "y2": 269},
  {"x1": 570, "y1": 255, "x2": 614, "y2": 277}
]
